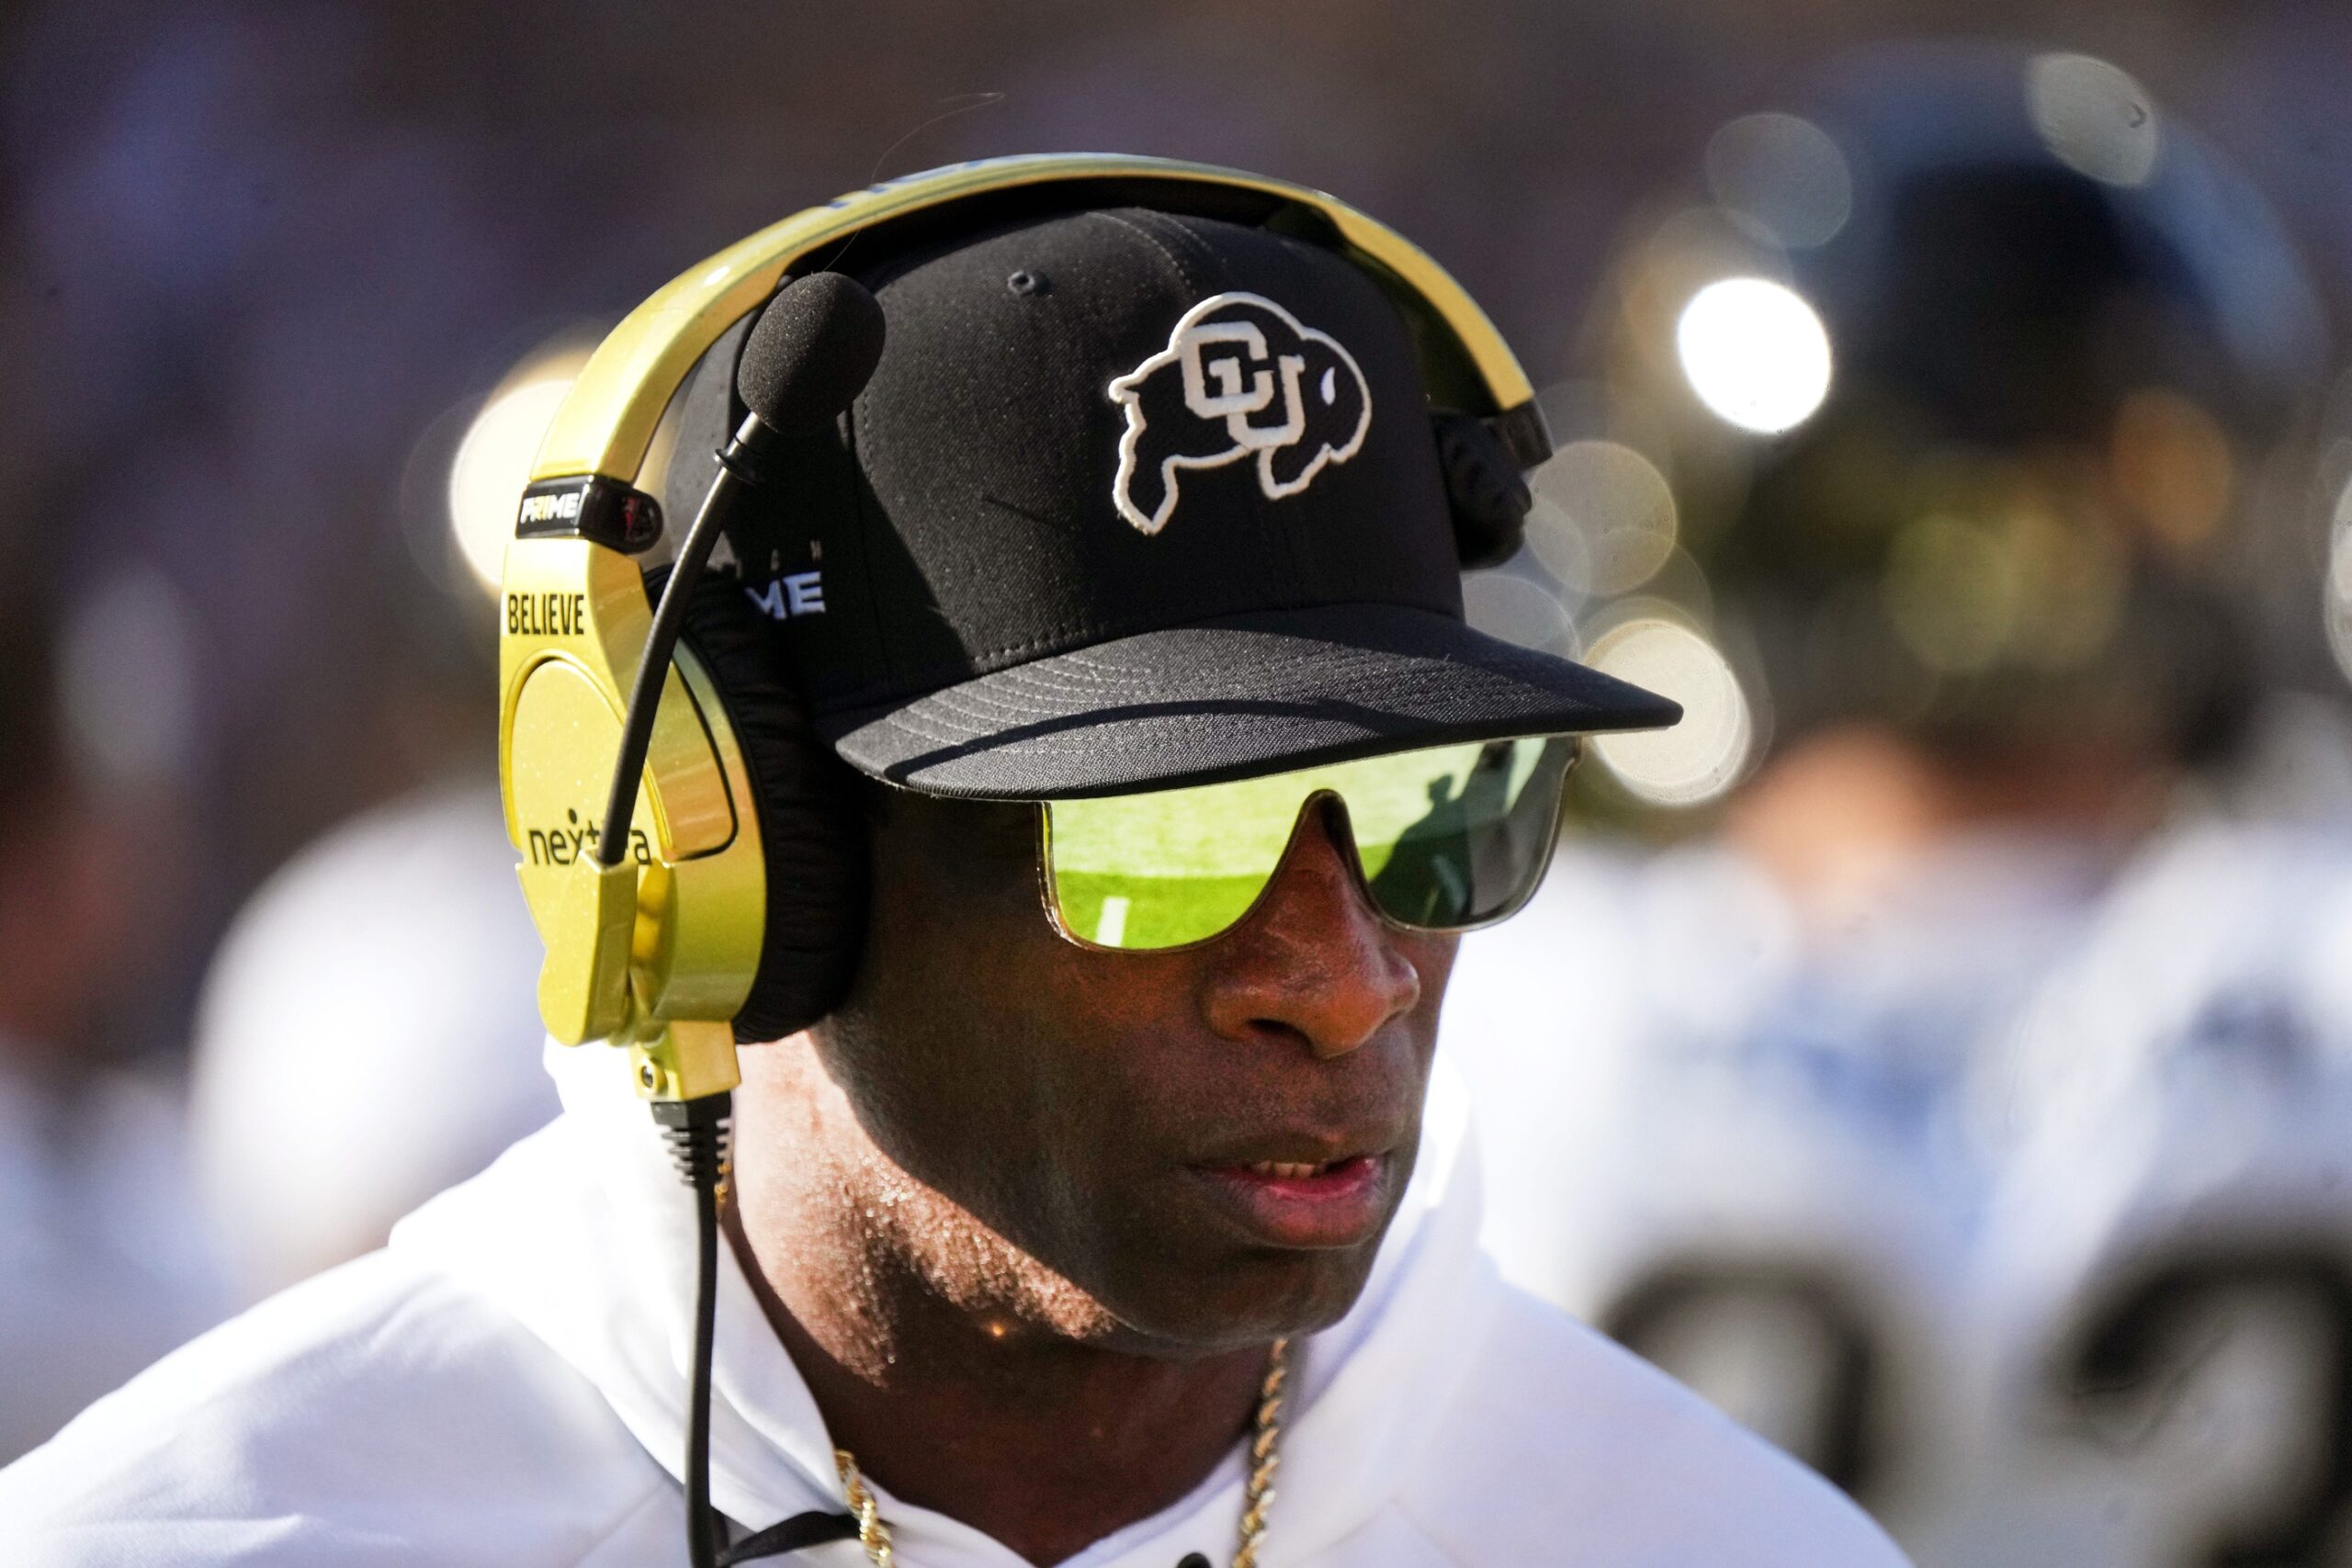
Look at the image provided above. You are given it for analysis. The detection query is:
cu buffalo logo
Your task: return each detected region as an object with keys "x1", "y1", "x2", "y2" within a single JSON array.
[{"x1": 1108, "y1": 291, "x2": 1373, "y2": 536}]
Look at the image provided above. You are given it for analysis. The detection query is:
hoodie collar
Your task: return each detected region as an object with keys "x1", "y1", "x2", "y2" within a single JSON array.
[{"x1": 393, "y1": 1044, "x2": 1493, "y2": 1568}]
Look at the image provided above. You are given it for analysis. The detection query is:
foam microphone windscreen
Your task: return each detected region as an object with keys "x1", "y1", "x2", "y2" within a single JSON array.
[{"x1": 736, "y1": 271, "x2": 888, "y2": 431}]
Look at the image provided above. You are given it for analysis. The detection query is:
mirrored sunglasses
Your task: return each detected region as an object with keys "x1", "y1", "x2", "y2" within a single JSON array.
[{"x1": 1038, "y1": 735, "x2": 1578, "y2": 952}]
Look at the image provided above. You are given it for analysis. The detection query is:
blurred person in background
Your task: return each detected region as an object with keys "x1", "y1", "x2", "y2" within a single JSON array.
[
  {"x1": 1442, "y1": 39, "x2": 2352, "y2": 1567},
  {"x1": 188, "y1": 779, "x2": 558, "y2": 1305},
  {"x1": 0, "y1": 595, "x2": 227, "y2": 1461}
]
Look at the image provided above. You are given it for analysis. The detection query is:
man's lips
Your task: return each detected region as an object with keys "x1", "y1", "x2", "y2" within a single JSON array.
[{"x1": 1187, "y1": 1151, "x2": 1391, "y2": 1249}]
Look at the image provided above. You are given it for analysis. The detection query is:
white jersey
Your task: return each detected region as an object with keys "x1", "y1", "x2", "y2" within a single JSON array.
[
  {"x1": 1935, "y1": 820, "x2": 2352, "y2": 1568},
  {"x1": 1443, "y1": 815, "x2": 2352, "y2": 1566},
  {"x1": 0, "y1": 1046, "x2": 1905, "y2": 1568},
  {"x1": 1442, "y1": 831, "x2": 2101, "y2": 1513}
]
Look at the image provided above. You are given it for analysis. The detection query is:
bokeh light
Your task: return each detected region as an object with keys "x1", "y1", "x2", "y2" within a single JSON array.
[
  {"x1": 1675, "y1": 277, "x2": 1833, "y2": 434},
  {"x1": 1881, "y1": 513, "x2": 2023, "y2": 675},
  {"x1": 2026, "y1": 52, "x2": 2160, "y2": 187},
  {"x1": 1464, "y1": 570, "x2": 1578, "y2": 655},
  {"x1": 1881, "y1": 495, "x2": 2128, "y2": 677},
  {"x1": 1585, "y1": 614, "x2": 1755, "y2": 807},
  {"x1": 447, "y1": 369, "x2": 582, "y2": 593},
  {"x1": 1704, "y1": 112, "x2": 1853, "y2": 250},
  {"x1": 2326, "y1": 475, "x2": 2352, "y2": 690},
  {"x1": 1616, "y1": 209, "x2": 1783, "y2": 370},
  {"x1": 1527, "y1": 440, "x2": 1679, "y2": 596},
  {"x1": 2109, "y1": 388, "x2": 2233, "y2": 552}
]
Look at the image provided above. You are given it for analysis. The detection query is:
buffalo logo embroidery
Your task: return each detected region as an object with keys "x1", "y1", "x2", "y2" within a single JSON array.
[{"x1": 1107, "y1": 292, "x2": 1373, "y2": 535}]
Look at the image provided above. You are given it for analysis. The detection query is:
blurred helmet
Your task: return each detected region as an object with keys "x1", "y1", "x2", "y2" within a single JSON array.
[{"x1": 1561, "y1": 40, "x2": 2330, "y2": 777}]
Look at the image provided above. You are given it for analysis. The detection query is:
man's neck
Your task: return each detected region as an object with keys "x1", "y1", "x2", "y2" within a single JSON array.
[{"x1": 727, "y1": 1052, "x2": 1271, "y2": 1567}]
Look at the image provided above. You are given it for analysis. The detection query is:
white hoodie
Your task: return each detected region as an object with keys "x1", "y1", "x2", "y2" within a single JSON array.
[{"x1": 0, "y1": 1043, "x2": 1906, "y2": 1567}]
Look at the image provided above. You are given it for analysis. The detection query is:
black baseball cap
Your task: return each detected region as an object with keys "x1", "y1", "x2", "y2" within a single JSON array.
[{"x1": 683, "y1": 203, "x2": 1680, "y2": 798}]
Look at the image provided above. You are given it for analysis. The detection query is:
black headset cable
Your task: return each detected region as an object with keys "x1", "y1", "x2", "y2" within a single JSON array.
[{"x1": 589, "y1": 272, "x2": 884, "y2": 1568}]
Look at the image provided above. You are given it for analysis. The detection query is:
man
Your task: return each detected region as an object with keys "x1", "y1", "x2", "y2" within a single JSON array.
[{"x1": 2, "y1": 170, "x2": 1905, "y2": 1566}]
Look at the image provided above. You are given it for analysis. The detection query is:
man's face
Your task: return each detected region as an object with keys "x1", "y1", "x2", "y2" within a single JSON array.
[{"x1": 800, "y1": 785, "x2": 1457, "y2": 1354}]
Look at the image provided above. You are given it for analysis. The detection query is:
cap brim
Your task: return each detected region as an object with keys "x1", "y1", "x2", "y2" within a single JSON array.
[{"x1": 819, "y1": 603, "x2": 1682, "y2": 798}]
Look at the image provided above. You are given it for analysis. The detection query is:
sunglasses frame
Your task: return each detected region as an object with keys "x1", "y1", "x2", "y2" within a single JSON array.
[{"x1": 1030, "y1": 735, "x2": 1582, "y2": 955}]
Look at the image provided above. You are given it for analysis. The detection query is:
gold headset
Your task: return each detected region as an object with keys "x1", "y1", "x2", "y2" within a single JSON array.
[{"x1": 496, "y1": 152, "x2": 1549, "y2": 1106}]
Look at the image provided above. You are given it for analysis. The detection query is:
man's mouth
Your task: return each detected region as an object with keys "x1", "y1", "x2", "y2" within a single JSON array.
[
  {"x1": 1190, "y1": 1151, "x2": 1391, "y2": 1249},
  {"x1": 1241, "y1": 1158, "x2": 1354, "y2": 1180}
]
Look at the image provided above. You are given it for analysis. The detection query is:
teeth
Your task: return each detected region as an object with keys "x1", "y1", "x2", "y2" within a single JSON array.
[{"x1": 1248, "y1": 1160, "x2": 1328, "y2": 1179}]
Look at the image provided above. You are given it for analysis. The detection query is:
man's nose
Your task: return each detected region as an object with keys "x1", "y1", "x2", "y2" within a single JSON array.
[{"x1": 1199, "y1": 801, "x2": 1423, "y2": 1059}]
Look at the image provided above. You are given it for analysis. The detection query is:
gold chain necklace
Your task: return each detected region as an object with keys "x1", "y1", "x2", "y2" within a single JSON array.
[{"x1": 831, "y1": 1337, "x2": 1291, "y2": 1568}]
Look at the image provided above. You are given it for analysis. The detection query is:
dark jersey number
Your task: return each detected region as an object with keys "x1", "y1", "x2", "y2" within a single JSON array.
[
  {"x1": 2054, "y1": 1241, "x2": 2352, "y2": 1568},
  {"x1": 1602, "y1": 1258, "x2": 1887, "y2": 1501},
  {"x1": 1602, "y1": 1240, "x2": 2352, "y2": 1565}
]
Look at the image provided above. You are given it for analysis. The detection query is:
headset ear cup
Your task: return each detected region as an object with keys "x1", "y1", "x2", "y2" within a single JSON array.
[
  {"x1": 675, "y1": 573, "x2": 869, "y2": 1043},
  {"x1": 1434, "y1": 412, "x2": 1534, "y2": 570}
]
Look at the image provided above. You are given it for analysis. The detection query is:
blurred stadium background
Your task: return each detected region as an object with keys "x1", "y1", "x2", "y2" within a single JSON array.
[{"x1": 9, "y1": 2, "x2": 2352, "y2": 1562}]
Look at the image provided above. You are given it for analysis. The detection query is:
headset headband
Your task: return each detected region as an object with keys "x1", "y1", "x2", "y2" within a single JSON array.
[{"x1": 530, "y1": 152, "x2": 1546, "y2": 491}]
